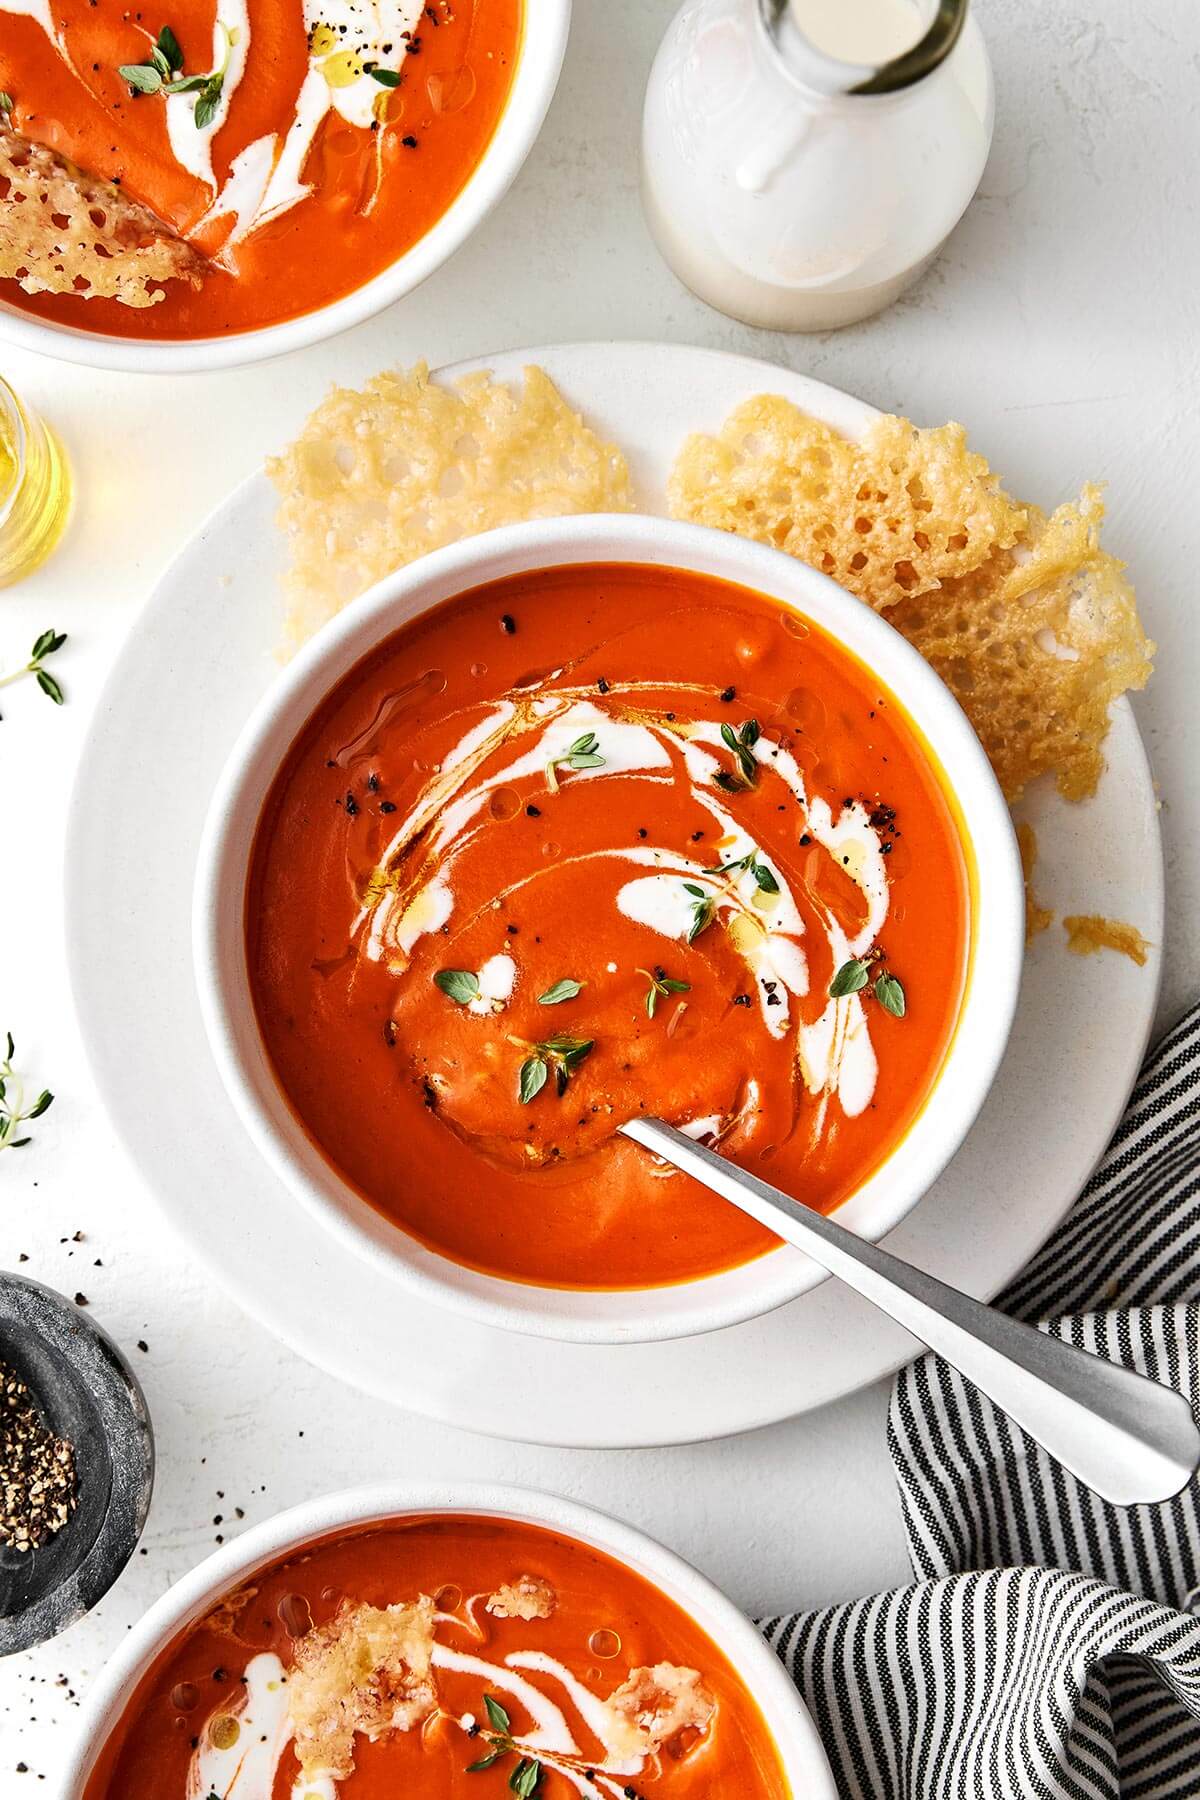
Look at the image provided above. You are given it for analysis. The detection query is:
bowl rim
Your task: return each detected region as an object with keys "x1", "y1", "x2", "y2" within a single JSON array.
[
  {"x1": 58, "y1": 1478, "x2": 838, "y2": 1798},
  {"x1": 0, "y1": 0, "x2": 571, "y2": 374},
  {"x1": 193, "y1": 512, "x2": 1025, "y2": 1344}
]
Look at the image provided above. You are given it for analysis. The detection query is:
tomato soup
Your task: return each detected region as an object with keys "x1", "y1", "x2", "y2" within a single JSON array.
[
  {"x1": 247, "y1": 563, "x2": 971, "y2": 1289},
  {"x1": 0, "y1": 0, "x2": 520, "y2": 337},
  {"x1": 82, "y1": 1514, "x2": 792, "y2": 1799}
]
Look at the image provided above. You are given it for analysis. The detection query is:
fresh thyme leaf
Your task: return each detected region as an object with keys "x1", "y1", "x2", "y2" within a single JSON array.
[
  {"x1": 510, "y1": 1758, "x2": 543, "y2": 1796},
  {"x1": 30, "y1": 629, "x2": 66, "y2": 660},
  {"x1": 683, "y1": 882, "x2": 705, "y2": 898},
  {"x1": 367, "y1": 63, "x2": 403, "y2": 85},
  {"x1": 434, "y1": 968, "x2": 481, "y2": 1005},
  {"x1": 0, "y1": 92, "x2": 13, "y2": 118},
  {"x1": 874, "y1": 972, "x2": 906, "y2": 1017},
  {"x1": 193, "y1": 72, "x2": 224, "y2": 129},
  {"x1": 119, "y1": 61, "x2": 163, "y2": 92},
  {"x1": 754, "y1": 861, "x2": 779, "y2": 893},
  {"x1": 467, "y1": 1749, "x2": 506, "y2": 1771},
  {"x1": 0, "y1": 1034, "x2": 54, "y2": 1153},
  {"x1": 713, "y1": 770, "x2": 740, "y2": 794},
  {"x1": 537, "y1": 978, "x2": 584, "y2": 1005},
  {"x1": 566, "y1": 752, "x2": 604, "y2": 770},
  {"x1": 829, "y1": 958, "x2": 870, "y2": 998},
  {"x1": 741, "y1": 717, "x2": 761, "y2": 747},
  {"x1": 539, "y1": 1035, "x2": 593, "y2": 1065},
  {"x1": 483, "y1": 1695, "x2": 512, "y2": 1735},
  {"x1": 163, "y1": 71, "x2": 208, "y2": 93},
  {"x1": 519, "y1": 1056, "x2": 548, "y2": 1103},
  {"x1": 157, "y1": 23, "x2": 184, "y2": 69},
  {"x1": 36, "y1": 670, "x2": 64, "y2": 706}
]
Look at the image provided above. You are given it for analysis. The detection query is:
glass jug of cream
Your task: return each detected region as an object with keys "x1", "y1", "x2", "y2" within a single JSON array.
[{"x1": 641, "y1": 0, "x2": 993, "y2": 331}]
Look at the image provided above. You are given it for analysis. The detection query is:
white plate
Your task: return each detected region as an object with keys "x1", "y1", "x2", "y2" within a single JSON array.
[{"x1": 65, "y1": 342, "x2": 1164, "y2": 1448}]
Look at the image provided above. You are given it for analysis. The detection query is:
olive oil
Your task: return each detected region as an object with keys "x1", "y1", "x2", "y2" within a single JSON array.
[{"x1": 0, "y1": 380, "x2": 72, "y2": 587}]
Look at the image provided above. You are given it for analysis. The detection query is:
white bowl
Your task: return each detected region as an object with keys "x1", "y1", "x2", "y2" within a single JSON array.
[
  {"x1": 60, "y1": 1480, "x2": 837, "y2": 1799},
  {"x1": 194, "y1": 514, "x2": 1025, "y2": 1344},
  {"x1": 0, "y1": 2, "x2": 570, "y2": 374}
]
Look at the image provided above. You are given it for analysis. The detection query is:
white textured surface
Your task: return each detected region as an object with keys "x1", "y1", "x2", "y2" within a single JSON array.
[{"x1": 1, "y1": 0, "x2": 1197, "y2": 1784}]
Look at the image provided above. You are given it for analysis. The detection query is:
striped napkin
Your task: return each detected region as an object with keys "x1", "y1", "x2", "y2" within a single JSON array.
[{"x1": 761, "y1": 1004, "x2": 1200, "y2": 1799}]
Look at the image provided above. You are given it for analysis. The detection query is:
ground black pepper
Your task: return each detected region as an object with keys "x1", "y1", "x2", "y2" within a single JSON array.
[{"x1": 0, "y1": 1360, "x2": 77, "y2": 1553}]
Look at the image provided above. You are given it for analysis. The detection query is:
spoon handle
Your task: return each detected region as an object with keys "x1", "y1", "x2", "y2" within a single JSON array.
[{"x1": 622, "y1": 1117, "x2": 1200, "y2": 1506}]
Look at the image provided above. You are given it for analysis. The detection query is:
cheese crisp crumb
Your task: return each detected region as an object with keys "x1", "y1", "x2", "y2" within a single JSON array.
[
  {"x1": 269, "y1": 363, "x2": 633, "y2": 653},
  {"x1": 670, "y1": 400, "x2": 1153, "y2": 803},
  {"x1": 1016, "y1": 822, "x2": 1053, "y2": 944},
  {"x1": 286, "y1": 1598, "x2": 437, "y2": 1780},
  {"x1": 485, "y1": 1574, "x2": 557, "y2": 1621},
  {"x1": 0, "y1": 129, "x2": 203, "y2": 307},
  {"x1": 602, "y1": 1663, "x2": 716, "y2": 1760},
  {"x1": 1063, "y1": 914, "x2": 1151, "y2": 967}
]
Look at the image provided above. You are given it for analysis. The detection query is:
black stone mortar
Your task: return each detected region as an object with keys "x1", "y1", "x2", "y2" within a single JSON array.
[{"x1": 0, "y1": 1273, "x2": 154, "y2": 1655}]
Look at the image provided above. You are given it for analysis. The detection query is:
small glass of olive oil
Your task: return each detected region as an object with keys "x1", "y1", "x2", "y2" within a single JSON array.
[{"x1": 0, "y1": 378, "x2": 72, "y2": 587}]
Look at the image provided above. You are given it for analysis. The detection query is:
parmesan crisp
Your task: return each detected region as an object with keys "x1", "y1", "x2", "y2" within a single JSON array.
[
  {"x1": 0, "y1": 129, "x2": 202, "y2": 307},
  {"x1": 286, "y1": 1597, "x2": 437, "y2": 1781},
  {"x1": 269, "y1": 363, "x2": 633, "y2": 653},
  {"x1": 670, "y1": 397, "x2": 1153, "y2": 802}
]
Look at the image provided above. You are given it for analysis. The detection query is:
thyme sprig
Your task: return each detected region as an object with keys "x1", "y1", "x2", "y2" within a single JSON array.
[
  {"x1": 0, "y1": 1034, "x2": 54, "y2": 1152},
  {"x1": 467, "y1": 1695, "x2": 543, "y2": 1793},
  {"x1": 715, "y1": 718, "x2": 760, "y2": 792},
  {"x1": 683, "y1": 882, "x2": 715, "y2": 942},
  {"x1": 706, "y1": 848, "x2": 779, "y2": 893},
  {"x1": 545, "y1": 730, "x2": 604, "y2": 794},
  {"x1": 637, "y1": 967, "x2": 690, "y2": 1019},
  {"x1": 119, "y1": 22, "x2": 234, "y2": 129},
  {"x1": 0, "y1": 91, "x2": 13, "y2": 120},
  {"x1": 829, "y1": 951, "x2": 907, "y2": 1018},
  {"x1": 0, "y1": 628, "x2": 66, "y2": 713},
  {"x1": 517, "y1": 1034, "x2": 594, "y2": 1102}
]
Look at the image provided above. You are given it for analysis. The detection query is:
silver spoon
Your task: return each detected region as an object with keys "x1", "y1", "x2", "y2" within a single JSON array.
[{"x1": 621, "y1": 1117, "x2": 1200, "y2": 1506}]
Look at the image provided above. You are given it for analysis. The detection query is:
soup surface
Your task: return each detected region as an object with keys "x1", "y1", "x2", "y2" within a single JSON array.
[
  {"x1": 0, "y1": 0, "x2": 520, "y2": 337},
  {"x1": 82, "y1": 1513, "x2": 792, "y2": 1798},
  {"x1": 248, "y1": 563, "x2": 971, "y2": 1288}
]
